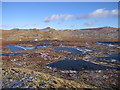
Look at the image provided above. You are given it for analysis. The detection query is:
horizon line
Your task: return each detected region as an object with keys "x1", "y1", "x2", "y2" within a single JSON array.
[{"x1": 0, "y1": 26, "x2": 118, "y2": 30}]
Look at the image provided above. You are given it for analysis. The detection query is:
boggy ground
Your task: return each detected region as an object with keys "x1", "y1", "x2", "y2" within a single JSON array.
[{"x1": 1, "y1": 40, "x2": 120, "y2": 89}]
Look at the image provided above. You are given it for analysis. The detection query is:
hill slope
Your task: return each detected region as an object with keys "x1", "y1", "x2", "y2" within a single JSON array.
[{"x1": 2, "y1": 27, "x2": 119, "y2": 42}]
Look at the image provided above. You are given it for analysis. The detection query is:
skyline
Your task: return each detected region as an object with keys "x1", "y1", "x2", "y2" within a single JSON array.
[{"x1": 1, "y1": 2, "x2": 119, "y2": 30}]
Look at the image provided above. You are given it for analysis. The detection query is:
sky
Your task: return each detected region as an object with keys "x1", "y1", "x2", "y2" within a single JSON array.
[{"x1": 1, "y1": 2, "x2": 119, "y2": 30}]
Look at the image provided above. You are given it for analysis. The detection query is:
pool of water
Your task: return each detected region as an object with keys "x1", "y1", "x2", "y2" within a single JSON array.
[
  {"x1": 7, "y1": 45, "x2": 92, "y2": 55},
  {"x1": 1, "y1": 45, "x2": 51, "y2": 56},
  {"x1": 47, "y1": 59, "x2": 117, "y2": 71},
  {"x1": 96, "y1": 42, "x2": 120, "y2": 48},
  {"x1": 1, "y1": 52, "x2": 28, "y2": 56},
  {"x1": 7, "y1": 45, "x2": 36, "y2": 51},
  {"x1": 99, "y1": 42, "x2": 120, "y2": 45},
  {"x1": 97, "y1": 53, "x2": 120, "y2": 61},
  {"x1": 7, "y1": 45, "x2": 51, "y2": 51},
  {"x1": 41, "y1": 41, "x2": 52, "y2": 44},
  {"x1": 53, "y1": 47, "x2": 92, "y2": 55}
]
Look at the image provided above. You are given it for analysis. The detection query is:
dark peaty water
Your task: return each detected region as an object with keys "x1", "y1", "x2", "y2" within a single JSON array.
[{"x1": 47, "y1": 59, "x2": 117, "y2": 71}]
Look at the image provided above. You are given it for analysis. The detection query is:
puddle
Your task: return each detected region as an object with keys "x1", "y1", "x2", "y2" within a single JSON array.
[
  {"x1": 97, "y1": 53, "x2": 120, "y2": 61},
  {"x1": 99, "y1": 42, "x2": 120, "y2": 45},
  {"x1": 53, "y1": 47, "x2": 92, "y2": 55},
  {"x1": 7, "y1": 45, "x2": 36, "y2": 51},
  {"x1": 1, "y1": 45, "x2": 51, "y2": 56},
  {"x1": 96, "y1": 42, "x2": 120, "y2": 48},
  {"x1": 41, "y1": 41, "x2": 52, "y2": 44},
  {"x1": 47, "y1": 59, "x2": 117, "y2": 71},
  {"x1": 1, "y1": 53, "x2": 28, "y2": 56},
  {"x1": 7, "y1": 45, "x2": 51, "y2": 51}
]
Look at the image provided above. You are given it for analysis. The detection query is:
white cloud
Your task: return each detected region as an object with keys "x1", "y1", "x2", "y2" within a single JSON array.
[
  {"x1": 84, "y1": 22, "x2": 94, "y2": 26},
  {"x1": 44, "y1": 14, "x2": 73, "y2": 22},
  {"x1": 61, "y1": 14, "x2": 73, "y2": 21},
  {"x1": 111, "y1": 9, "x2": 118, "y2": 15},
  {"x1": 88, "y1": 8, "x2": 110, "y2": 18},
  {"x1": 77, "y1": 8, "x2": 118, "y2": 20}
]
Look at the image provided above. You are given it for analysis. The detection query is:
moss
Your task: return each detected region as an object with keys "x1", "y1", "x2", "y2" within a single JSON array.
[
  {"x1": 37, "y1": 77, "x2": 47, "y2": 81},
  {"x1": 5, "y1": 81, "x2": 11, "y2": 85}
]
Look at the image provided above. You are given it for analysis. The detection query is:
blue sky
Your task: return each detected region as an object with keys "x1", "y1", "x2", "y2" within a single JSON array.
[{"x1": 2, "y1": 2, "x2": 118, "y2": 30}]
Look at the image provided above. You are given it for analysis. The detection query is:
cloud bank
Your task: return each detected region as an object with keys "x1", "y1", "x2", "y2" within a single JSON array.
[
  {"x1": 44, "y1": 14, "x2": 73, "y2": 22},
  {"x1": 43, "y1": 9, "x2": 118, "y2": 23},
  {"x1": 77, "y1": 8, "x2": 118, "y2": 20}
]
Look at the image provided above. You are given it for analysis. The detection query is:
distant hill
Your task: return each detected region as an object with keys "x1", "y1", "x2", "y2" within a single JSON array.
[{"x1": 1, "y1": 27, "x2": 119, "y2": 42}]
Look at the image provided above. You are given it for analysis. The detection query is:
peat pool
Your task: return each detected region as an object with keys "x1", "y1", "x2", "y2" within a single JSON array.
[
  {"x1": 47, "y1": 59, "x2": 119, "y2": 71},
  {"x1": 53, "y1": 47, "x2": 92, "y2": 55},
  {"x1": 1, "y1": 52, "x2": 28, "y2": 56}
]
